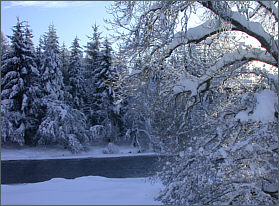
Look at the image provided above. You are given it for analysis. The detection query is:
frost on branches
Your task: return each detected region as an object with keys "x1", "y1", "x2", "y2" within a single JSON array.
[{"x1": 108, "y1": 1, "x2": 278, "y2": 204}]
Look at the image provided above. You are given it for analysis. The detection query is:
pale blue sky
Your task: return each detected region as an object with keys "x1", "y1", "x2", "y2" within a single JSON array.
[{"x1": 1, "y1": 1, "x2": 114, "y2": 50}]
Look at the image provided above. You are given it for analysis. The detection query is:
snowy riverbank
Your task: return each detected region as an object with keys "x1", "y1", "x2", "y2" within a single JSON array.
[{"x1": 1, "y1": 176, "x2": 163, "y2": 205}]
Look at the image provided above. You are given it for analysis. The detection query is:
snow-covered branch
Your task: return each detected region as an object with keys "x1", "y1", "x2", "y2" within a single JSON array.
[
  {"x1": 258, "y1": 1, "x2": 278, "y2": 22},
  {"x1": 201, "y1": 1, "x2": 278, "y2": 62},
  {"x1": 165, "y1": 7, "x2": 277, "y2": 67},
  {"x1": 172, "y1": 46, "x2": 276, "y2": 98},
  {"x1": 168, "y1": 20, "x2": 223, "y2": 51},
  {"x1": 162, "y1": 19, "x2": 230, "y2": 63},
  {"x1": 203, "y1": 47, "x2": 277, "y2": 77}
]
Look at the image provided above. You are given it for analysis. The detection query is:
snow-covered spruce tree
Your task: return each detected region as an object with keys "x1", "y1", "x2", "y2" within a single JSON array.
[
  {"x1": 83, "y1": 24, "x2": 103, "y2": 126},
  {"x1": 108, "y1": 1, "x2": 278, "y2": 204},
  {"x1": 84, "y1": 24, "x2": 102, "y2": 67},
  {"x1": 106, "y1": 53, "x2": 130, "y2": 144},
  {"x1": 66, "y1": 36, "x2": 85, "y2": 110},
  {"x1": 1, "y1": 18, "x2": 42, "y2": 146},
  {"x1": 93, "y1": 37, "x2": 123, "y2": 143},
  {"x1": 35, "y1": 24, "x2": 90, "y2": 153},
  {"x1": 83, "y1": 27, "x2": 123, "y2": 144},
  {"x1": 40, "y1": 24, "x2": 64, "y2": 100}
]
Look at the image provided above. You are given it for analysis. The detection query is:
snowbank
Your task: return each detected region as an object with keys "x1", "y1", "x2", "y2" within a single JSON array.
[{"x1": 1, "y1": 176, "x2": 163, "y2": 205}]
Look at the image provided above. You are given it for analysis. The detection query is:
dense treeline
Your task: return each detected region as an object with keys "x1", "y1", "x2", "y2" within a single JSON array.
[{"x1": 1, "y1": 18, "x2": 146, "y2": 153}]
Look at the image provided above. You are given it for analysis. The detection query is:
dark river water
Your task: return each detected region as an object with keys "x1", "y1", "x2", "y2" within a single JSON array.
[{"x1": 1, "y1": 155, "x2": 163, "y2": 184}]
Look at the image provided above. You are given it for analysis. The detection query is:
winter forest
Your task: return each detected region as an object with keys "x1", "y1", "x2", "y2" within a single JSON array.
[{"x1": 1, "y1": 1, "x2": 278, "y2": 205}]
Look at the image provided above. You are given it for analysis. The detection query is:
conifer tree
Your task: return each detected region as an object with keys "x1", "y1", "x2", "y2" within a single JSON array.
[
  {"x1": 91, "y1": 38, "x2": 123, "y2": 142},
  {"x1": 68, "y1": 36, "x2": 85, "y2": 109},
  {"x1": 1, "y1": 18, "x2": 41, "y2": 145},
  {"x1": 84, "y1": 24, "x2": 102, "y2": 69},
  {"x1": 40, "y1": 24, "x2": 64, "y2": 100},
  {"x1": 83, "y1": 24, "x2": 102, "y2": 125}
]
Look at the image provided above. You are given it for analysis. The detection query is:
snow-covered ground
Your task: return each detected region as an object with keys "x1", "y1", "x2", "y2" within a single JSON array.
[
  {"x1": 1, "y1": 176, "x2": 163, "y2": 205},
  {"x1": 1, "y1": 145, "x2": 157, "y2": 160}
]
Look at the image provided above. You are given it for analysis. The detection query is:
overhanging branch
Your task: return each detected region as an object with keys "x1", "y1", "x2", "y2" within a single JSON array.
[{"x1": 201, "y1": 1, "x2": 278, "y2": 63}]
